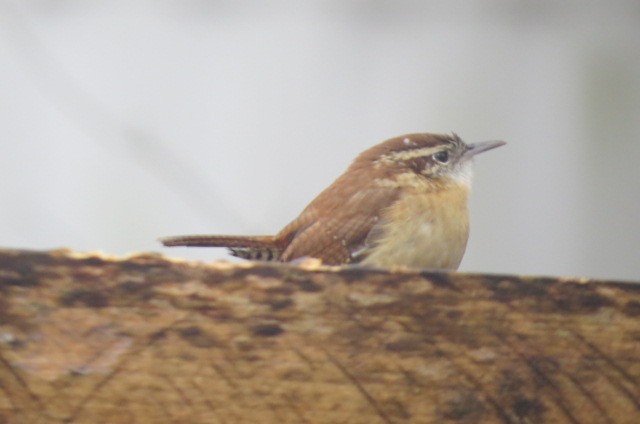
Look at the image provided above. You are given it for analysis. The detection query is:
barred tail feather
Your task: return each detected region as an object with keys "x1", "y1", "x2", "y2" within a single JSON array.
[
  {"x1": 229, "y1": 247, "x2": 281, "y2": 261},
  {"x1": 160, "y1": 235, "x2": 275, "y2": 248},
  {"x1": 160, "y1": 234, "x2": 281, "y2": 262}
]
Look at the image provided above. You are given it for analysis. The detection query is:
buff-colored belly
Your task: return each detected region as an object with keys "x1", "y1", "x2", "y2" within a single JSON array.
[{"x1": 361, "y1": 188, "x2": 470, "y2": 270}]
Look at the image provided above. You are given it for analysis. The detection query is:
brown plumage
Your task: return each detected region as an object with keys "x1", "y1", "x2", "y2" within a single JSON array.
[{"x1": 161, "y1": 133, "x2": 505, "y2": 269}]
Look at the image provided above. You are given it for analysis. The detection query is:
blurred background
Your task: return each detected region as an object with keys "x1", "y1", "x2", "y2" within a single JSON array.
[{"x1": 0, "y1": 0, "x2": 638, "y2": 280}]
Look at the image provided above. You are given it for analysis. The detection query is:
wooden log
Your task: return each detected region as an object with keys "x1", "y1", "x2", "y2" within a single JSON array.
[{"x1": 0, "y1": 248, "x2": 639, "y2": 423}]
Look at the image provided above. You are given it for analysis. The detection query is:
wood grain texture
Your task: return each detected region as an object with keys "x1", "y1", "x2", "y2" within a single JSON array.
[{"x1": 0, "y1": 248, "x2": 639, "y2": 423}]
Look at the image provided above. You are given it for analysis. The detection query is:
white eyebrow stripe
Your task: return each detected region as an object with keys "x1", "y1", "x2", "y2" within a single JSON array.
[{"x1": 383, "y1": 146, "x2": 443, "y2": 161}]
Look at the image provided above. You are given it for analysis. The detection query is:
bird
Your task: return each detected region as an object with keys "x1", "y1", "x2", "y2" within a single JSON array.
[{"x1": 161, "y1": 133, "x2": 505, "y2": 270}]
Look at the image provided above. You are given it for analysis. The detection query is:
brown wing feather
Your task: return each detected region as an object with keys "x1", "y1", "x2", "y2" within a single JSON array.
[
  {"x1": 277, "y1": 181, "x2": 400, "y2": 264},
  {"x1": 161, "y1": 157, "x2": 401, "y2": 265}
]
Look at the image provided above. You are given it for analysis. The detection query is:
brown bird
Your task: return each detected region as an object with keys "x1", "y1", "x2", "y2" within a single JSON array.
[{"x1": 161, "y1": 133, "x2": 505, "y2": 270}]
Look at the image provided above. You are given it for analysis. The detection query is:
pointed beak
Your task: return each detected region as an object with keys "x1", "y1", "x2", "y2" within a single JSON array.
[{"x1": 463, "y1": 140, "x2": 506, "y2": 160}]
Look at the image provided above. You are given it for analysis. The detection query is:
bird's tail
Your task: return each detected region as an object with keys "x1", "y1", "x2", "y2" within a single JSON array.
[{"x1": 160, "y1": 235, "x2": 281, "y2": 261}]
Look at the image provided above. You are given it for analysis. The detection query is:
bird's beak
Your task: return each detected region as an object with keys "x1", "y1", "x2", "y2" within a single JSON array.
[{"x1": 463, "y1": 140, "x2": 506, "y2": 159}]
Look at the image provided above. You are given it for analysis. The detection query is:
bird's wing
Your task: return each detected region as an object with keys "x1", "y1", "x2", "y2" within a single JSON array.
[{"x1": 278, "y1": 186, "x2": 400, "y2": 264}]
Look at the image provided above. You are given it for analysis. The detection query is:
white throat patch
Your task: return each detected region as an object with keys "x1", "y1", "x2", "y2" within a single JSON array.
[{"x1": 453, "y1": 160, "x2": 474, "y2": 189}]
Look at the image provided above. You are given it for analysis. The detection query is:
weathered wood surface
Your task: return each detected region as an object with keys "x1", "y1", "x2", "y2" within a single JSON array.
[{"x1": 0, "y1": 248, "x2": 639, "y2": 424}]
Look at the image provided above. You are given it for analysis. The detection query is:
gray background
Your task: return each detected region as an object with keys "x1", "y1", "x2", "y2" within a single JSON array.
[{"x1": 1, "y1": 0, "x2": 639, "y2": 281}]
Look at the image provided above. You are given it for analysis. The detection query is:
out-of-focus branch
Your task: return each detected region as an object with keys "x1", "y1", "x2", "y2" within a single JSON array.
[{"x1": 0, "y1": 248, "x2": 639, "y2": 423}]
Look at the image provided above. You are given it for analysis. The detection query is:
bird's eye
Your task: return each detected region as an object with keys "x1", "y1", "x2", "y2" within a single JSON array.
[{"x1": 433, "y1": 151, "x2": 449, "y2": 164}]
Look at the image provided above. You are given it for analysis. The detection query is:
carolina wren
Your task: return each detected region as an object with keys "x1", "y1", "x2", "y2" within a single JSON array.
[{"x1": 161, "y1": 133, "x2": 505, "y2": 270}]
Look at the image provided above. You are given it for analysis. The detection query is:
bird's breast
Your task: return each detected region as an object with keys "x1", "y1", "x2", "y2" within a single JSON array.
[{"x1": 361, "y1": 186, "x2": 470, "y2": 270}]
